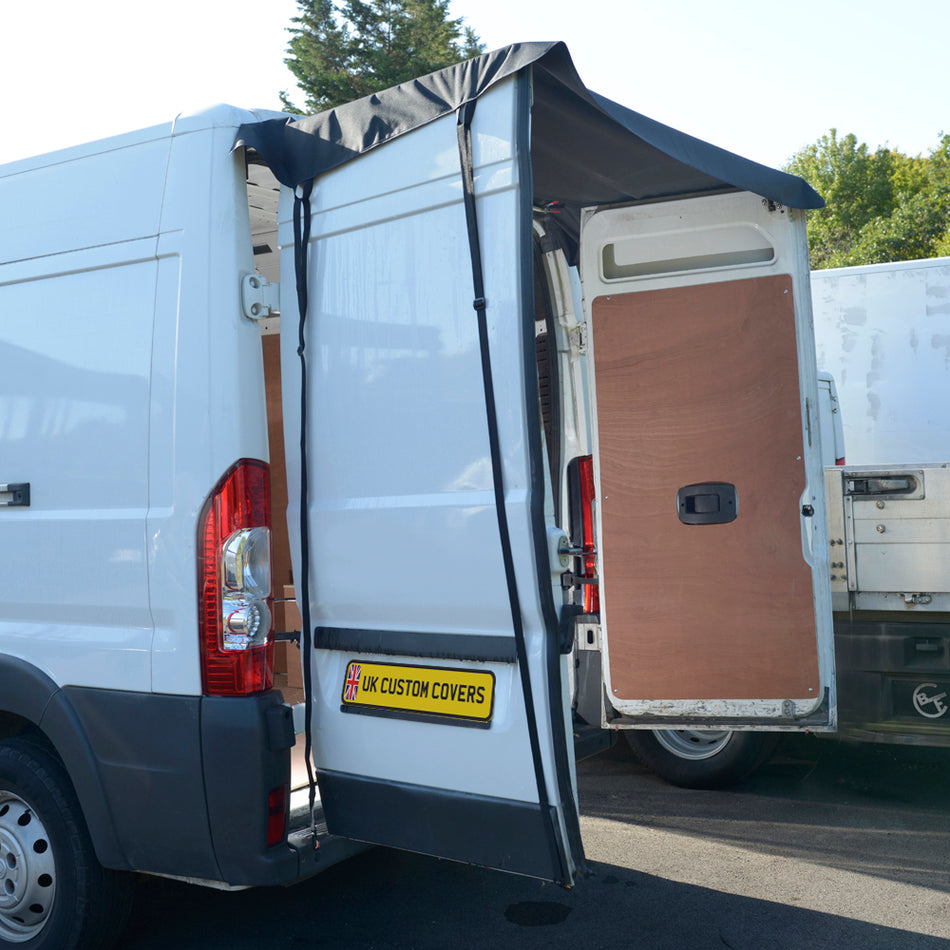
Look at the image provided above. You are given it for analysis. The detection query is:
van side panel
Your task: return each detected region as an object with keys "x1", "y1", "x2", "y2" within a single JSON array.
[
  {"x1": 0, "y1": 110, "x2": 295, "y2": 887},
  {"x1": 0, "y1": 210, "x2": 160, "y2": 691},
  {"x1": 0, "y1": 130, "x2": 170, "y2": 264},
  {"x1": 147, "y1": 117, "x2": 270, "y2": 695}
]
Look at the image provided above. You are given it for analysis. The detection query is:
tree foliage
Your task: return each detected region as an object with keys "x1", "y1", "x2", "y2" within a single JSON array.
[
  {"x1": 282, "y1": 0, "x2": 484, "y2": 114},
  {"x1": 785, "y1": 130, "x2": 950, "y2": 269}
]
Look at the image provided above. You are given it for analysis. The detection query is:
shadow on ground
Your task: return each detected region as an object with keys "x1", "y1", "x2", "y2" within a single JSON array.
[{"x1": 118, "y1": 737, "x2": 950, "y2": 949}]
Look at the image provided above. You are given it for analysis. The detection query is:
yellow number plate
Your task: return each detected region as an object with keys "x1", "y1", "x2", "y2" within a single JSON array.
[{"x1": 341, "y1": 660, "x2": 495, "y2": 723}]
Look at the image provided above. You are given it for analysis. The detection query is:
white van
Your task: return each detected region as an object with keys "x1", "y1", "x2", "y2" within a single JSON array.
[{"x1": 0, "y1": 41, "x2": 834, "y2": 949}]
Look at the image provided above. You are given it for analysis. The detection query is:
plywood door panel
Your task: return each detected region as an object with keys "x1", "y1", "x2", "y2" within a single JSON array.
[{"x1": 593, "y1": 275, "x2": 820, "y2": 701}]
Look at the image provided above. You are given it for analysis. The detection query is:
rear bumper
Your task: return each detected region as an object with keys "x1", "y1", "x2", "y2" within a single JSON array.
[{"x1": 60, "y1": 686, "x2": 361, "y2": 886}]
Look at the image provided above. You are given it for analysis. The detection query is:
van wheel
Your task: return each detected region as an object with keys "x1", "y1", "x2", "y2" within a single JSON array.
[
  {"x1": 624, "y1": 729, "x2": 780, "y2": 789},
  {"x1": 0, "y1": 738, "x2": 132, "y2": 950}
]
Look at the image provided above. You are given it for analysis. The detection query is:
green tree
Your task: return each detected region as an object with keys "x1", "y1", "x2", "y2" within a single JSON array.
[
  {"x1": 785, "y1": 130, "x2": 950, "y2": 269},
  {"x1": 282, "y1": 0, "x2": 484, "y2": 114}
]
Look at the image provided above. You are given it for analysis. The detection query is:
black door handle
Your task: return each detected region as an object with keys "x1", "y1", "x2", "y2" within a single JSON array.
[
  {"x1": 676, "y1": 482, "x2": 737, "y2": 525},
  {"x1": 0, "y1": 483, "x2": 30, "y2": 508}
]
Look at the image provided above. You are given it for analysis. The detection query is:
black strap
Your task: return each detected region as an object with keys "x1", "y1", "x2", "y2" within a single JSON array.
[
  {"x1": 456, "y1": 101, "x2": 568, "y2": 884},
  {"x1": 292, "y1": 179, "x2": 320, "y2": 848}
]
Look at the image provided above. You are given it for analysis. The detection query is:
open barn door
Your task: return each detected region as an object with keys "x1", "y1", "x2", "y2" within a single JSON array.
[
  {"x1": 279, "y1": 75, "x2": 582, "y2": 883},
  {"x1": 580, "y1": 192, "x2": 835, "y2": 729}
]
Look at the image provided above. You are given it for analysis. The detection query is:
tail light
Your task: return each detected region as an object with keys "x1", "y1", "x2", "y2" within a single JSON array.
[
  {"x1": 198, "y1": 460, "x2": 275, "y2": 695},
  {"x1": 266, "y1": 785, "x2": 288, "y2": 848},
  {"x1": 568, "y1": 455, "x2": 600, "y2": 615},
  {"x1": 836, "y1": 456, "x2": 846, "y2": 466}
]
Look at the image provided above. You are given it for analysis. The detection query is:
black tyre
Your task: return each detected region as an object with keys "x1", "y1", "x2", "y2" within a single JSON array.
[
  {"x1": 0, "y1": 737, "x2": 132, "y2": 950},
  {"x1": 624, "y1": 729, "x2": 781, "y2": 790}
]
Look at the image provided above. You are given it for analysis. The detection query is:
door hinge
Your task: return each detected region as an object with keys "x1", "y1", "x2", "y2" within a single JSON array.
[
  {"x1": 569, "y1": 324, "x2": 587, "y2": 351},
  {"x1": 241, "y1": 273, "x2": 280, "y2": 320}
]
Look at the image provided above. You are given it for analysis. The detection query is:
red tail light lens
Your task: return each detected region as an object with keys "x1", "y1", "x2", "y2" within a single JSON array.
[
  {"x1": 576, "y1": 455, "x2": 600, "y2": 614},
  {"x1": 266, "y1": 785, "x2": 288, "y2": 847},
  {"x1": 567, "y1": 455, "x2": 600, "y2": 615},
  {"x1": 198, "y1": 460, "x2": 274, "y2": 695}
]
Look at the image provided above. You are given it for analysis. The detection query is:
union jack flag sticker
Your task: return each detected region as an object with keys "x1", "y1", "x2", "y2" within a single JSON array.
[{"x1": 344, "y1": 663, "x2": 362, "y2": 702}]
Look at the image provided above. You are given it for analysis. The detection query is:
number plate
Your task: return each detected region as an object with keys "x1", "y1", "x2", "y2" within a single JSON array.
[{"x1": 341, "y1": 660, "x2": 495, "y2": 725}]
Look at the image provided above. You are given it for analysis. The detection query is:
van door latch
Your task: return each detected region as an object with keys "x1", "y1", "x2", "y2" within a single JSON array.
[
  {"x1": 241, "y1": 273, "x2": 280, "y2": 320},
  {"x1": 676, "y1": 483, "x2": 738, "y2": 525},
  {"x1": 0, "y1": 483, "x2": 30, "y2": 508}
]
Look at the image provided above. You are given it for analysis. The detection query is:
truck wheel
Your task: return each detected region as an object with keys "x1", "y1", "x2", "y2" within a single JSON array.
[
  {"x1": 0, "y1": 738, "x2": 132, "y2": 950},
  {"x1": 624, "y1": 729, "x2": 780, "y2": 790}
]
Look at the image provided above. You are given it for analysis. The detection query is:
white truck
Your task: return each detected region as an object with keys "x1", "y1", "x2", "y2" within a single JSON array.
[
  {"x1": 629, "y1": 257, "x2": 950, "y2": 787},
  {"x1": 813, "y1": 256, "x2": 950, "y2": 468},
  {"x1": 0, "y1": 42, "x2": 834, "y2": 949},
  {"x1": 815, "y1": 258, "x2": 950, "y2": 747}
]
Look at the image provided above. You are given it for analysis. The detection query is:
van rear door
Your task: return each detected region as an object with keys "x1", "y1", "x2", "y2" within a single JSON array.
[
  {"x1": 278, "y1": 76, "x2": 581, "y2": 883},
  {"x1": 580, "y1": 191, "x2": 835, "y2": 728}
]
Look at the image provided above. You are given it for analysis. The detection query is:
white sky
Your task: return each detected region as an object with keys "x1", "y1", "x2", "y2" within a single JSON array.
[{"x1": 1, "y1": 0, "x2": 946, "y2": 168}]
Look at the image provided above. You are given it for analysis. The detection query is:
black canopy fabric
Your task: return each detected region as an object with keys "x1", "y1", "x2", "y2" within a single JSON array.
[{"x1": 234, "y1": 41, "x2": 822, "y2": 258}]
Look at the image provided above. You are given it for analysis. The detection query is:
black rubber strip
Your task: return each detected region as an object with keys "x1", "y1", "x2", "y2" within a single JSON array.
[
  {"x1": 292, "y1": 180, "x2": 320, "y2": 847},
  {"x1": 315, "y1": 626, "x2": 517, "y2": 663},
  {"x1": 455, "y1": 99, "x2": 567, "y2": 884}
]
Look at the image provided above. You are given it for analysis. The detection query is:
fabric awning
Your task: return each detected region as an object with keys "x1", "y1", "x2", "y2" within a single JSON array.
[{"x1": 234, "y1": 41, "x2": 822, "y2": 261}]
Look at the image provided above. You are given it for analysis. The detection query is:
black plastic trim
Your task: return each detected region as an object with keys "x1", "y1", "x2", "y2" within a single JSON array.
[
  {"x1": 0, "y1": 657, "x2": 125, "y2": 870},
  {"x1": 573, "y1": 721, "x2": 617, "y2": 761},
  {"x1": 314, "y1": 626, "x2": 517, "y2": 663},
  {"x1": 61, "y1": 687, "x2": 220, "y2": 879},
  {"x1": 0, "y1": 482, "x2": 30, "y2": 507},
  {"x1": 201, "y1": 691, "x2": 302, "y2": 885},
  {"x1": 318, "y1": 769, "x2": 563, "y2": 879},
  {"x1": 0, "y1": 677, "x2": 314, "y2": 886},
  {"x1": 339, "y1": 704, "x2": 492, "y2": 729},
  {"x1": 0, "y1": 654, "x2": 59, "y2": 725},
  {"x1": 574, "y1": 649, "x2": 606, "y2": 728}
]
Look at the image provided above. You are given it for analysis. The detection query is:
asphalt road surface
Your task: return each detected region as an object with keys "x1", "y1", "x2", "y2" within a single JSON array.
[{"x1": 117, "y1": 736, "x2": 950, "y2": 949}]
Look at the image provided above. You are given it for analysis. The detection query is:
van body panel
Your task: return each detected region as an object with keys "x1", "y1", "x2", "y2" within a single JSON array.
[
  {"x1": 147, "y1": 114, "x2": 271, "y2": 695},
  {"x1": 0, "y1": 134, "x2": 170, "y2": 264},
  {"x1": 0, "y1": 222, "x2": 158, "y2": 692},
  {"x1": 0, "y1": 107, "x2": 276, "y2": 697}
]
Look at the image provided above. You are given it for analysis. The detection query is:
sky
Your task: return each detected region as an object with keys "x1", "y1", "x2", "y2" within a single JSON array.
[{"x1": 1, "y1": 0, "x2": 946, "y2": 168}]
